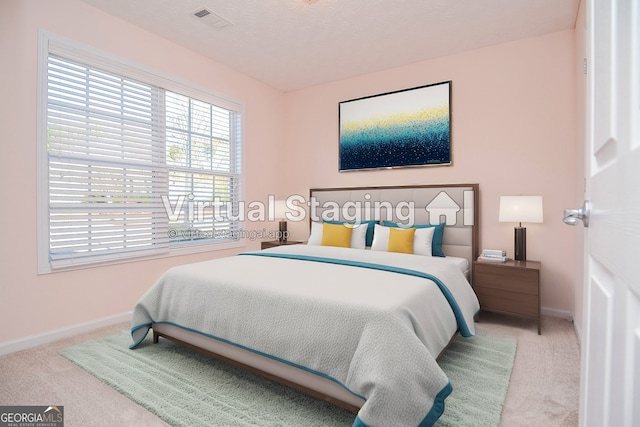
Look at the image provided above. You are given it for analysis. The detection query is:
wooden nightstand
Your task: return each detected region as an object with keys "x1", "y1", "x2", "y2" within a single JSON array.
[
  {"x1": 260, "y1": 240, "x2": 303, "y2": 250},
  {"x1": 472, "y1": 260, "x2": 541, "y2": 334}
]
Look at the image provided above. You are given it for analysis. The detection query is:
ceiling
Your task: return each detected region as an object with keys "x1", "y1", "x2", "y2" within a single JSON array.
[{"x1": 80, "y1": 0, "x2": 580, "y2": 92}]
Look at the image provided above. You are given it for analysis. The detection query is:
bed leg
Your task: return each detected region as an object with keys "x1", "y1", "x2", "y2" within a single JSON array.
[{"x1": 153, "y1": 330, "x2": 159, "y2": 344}]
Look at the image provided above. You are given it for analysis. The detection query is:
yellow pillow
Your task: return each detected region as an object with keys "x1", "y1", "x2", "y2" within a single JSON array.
[
  {"x1": 387, "y1": 227, "x2": 416, "y2": 254},
  {"x1": 320, "y1": 223, "x2": 353, "y2": 248}
]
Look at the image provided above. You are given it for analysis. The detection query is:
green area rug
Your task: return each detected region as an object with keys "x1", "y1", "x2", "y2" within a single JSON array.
[{"x1": 60, "y1": 331, "x2": 516, "y2": 426}]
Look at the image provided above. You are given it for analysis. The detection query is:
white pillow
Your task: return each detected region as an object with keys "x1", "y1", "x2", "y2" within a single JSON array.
[
  {"x1": 307, "y1": 221, "x2": 367, "y2": 249},
  {"x1": 307, "y1": 221, "x2": 323, "y2": 245},
  {"x1": 370, "y1": 224, "x2": 391, "y2": 252},
  {"x1": 412, "y1": 226, "x2": 435, "y2": 256},
  {"x1": 371, "y1": 224, "x2": 435, "y2": 256}
]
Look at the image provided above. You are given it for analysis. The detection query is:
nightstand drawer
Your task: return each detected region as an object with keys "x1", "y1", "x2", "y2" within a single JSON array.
[
  {"x1": 261, "y1": 240, "x2": 303, "y2": 250},
  {"x1": 474, "y1": 287, "x2": 539, "y2": 317},
  {"x1": 472, "y1": 260, "x2": 541, "y2": 334},
  {"x1": 474, "y1": 266, "x2": 538, "y2": 295}
]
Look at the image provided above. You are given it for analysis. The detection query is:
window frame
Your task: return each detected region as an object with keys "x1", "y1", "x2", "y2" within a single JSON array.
[{"x1": 37, "y1": 31, "x2": 245, "y2": 274}]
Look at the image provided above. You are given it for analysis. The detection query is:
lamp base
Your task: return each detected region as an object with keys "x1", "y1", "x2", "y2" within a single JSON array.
[
  {"x1": 514, "y1": 226, "x2": 526, "y2": 261},
  {"x1": 279, "y1": 220, "x2": 288, "y2": 242}
]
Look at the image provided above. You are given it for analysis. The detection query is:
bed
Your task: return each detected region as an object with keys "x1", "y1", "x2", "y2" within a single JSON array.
[{"x1": 130, "y1": 184, "x2": 480, "y2": 427}]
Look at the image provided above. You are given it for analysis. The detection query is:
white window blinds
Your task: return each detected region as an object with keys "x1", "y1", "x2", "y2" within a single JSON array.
[
  {"x1": 39, "y1": 33, "x2": 243, "y2": 272},
  {"x1": 165, "y1": 93, "x2": 242, "y2": 245}
]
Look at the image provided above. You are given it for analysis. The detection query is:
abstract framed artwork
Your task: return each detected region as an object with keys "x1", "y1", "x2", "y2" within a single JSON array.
[{"x1": 339, "y1": 81, "x2": 452, "y2": 171}]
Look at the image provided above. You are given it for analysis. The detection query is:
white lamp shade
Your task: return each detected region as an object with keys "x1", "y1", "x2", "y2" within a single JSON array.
[
  {"x1": 499, "y1": 196, "x2": 543, "y2": 224},
  {"x1": 274, "y1": 200, "x2": 290, "y2": 219}
]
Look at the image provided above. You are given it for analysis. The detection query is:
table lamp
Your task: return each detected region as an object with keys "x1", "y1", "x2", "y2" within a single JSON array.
[
  {"x1": 274, "y1": 200, "x2": 290, "y2": 242},
  {"x1": 499, "y1": 196, "x2": 543, "y2": 261}
]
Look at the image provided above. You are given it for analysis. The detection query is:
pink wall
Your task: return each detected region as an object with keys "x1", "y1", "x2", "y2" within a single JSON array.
[
  {"x1": 572, "y1": 0, "x2": 587, "y2": 340},
  {"x1": 0, "y1": 0, "x2": 285, "y2": 344},
  {"x1": 0, "y1": 0, "x2": 583, "y2": 347},
  {"x1": 283, "y1": 30, "x2": 582, "y2": 316}
]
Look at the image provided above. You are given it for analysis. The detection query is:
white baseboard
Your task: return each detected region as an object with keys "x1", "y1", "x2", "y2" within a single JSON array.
[
  {"x1": 574, "y1": 322, "x2": 583, "y2": 347},
  {"x1": 0, "y1": 307, "x2": 575, "y2": 357},
  {"x1": 541, "y1": 306, "x2": 574, "y2": 321},
  {"x1": 0, "y1": 311, "x2": 132, "y2": 356}
]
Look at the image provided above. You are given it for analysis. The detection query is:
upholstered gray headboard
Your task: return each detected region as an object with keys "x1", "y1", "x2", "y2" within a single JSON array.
[{"x1": 309, "y1": 184, "x2": 479, "y2": 268}]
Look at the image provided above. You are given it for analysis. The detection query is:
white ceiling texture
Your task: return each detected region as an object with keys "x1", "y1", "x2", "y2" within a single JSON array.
[{"x1": 80, "y1": 0, "x2": 580, "y2": 91}]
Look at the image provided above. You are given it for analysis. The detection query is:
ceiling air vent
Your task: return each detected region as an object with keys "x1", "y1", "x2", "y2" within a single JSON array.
[
  {"x1": 193, "y1": 8, "x2": 211, "y2": 18},
  {"x1": 191, "y1": 7, "x2": 232, "y2": 30}
]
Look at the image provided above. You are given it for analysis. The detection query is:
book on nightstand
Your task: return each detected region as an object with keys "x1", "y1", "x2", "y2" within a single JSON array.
[
  {"x1": 477, "y1": 249, "x2": 510, "y2": 263},
  {"x1": 477, "y1": 255, "x2": 510, "y2": 262},
  {"x1": 481, "y1": 249, "x2": 506, "y2": 257}
]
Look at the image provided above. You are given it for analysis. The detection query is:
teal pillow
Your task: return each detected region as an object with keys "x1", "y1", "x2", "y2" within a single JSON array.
[
  {"x1": 382, "y1": 221, "x2": 446, "y2": 257},
  {"x1": 324, "y1": 220, "x2": 377, "y2": 247}
]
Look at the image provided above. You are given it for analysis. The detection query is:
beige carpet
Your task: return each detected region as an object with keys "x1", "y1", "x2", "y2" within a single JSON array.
[
  {"x1": 480, "y1": 313, "x2": 580, "y2": 427},
  {"x1": 0, "y1": 313, "x2": 580, "y2": 426}
]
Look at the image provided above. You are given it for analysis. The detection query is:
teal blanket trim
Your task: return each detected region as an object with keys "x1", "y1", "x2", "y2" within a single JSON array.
[
  {"x1": 352, "y1": 416, "x2": 367, "y2": 427},
  {"x1": 240, "y1": 251, "x2": 473, "y2": 337},
  {"x1": 130, "y1": 323, "x2": 152, "y2": 348},
  {"x1": 129, "y1": 321, "x2": 366, "y2": 402},
  {"x1": 350, "y1": 382, "x2": 452, "y2": 427},
  {"x1": 420, "y1": 382, "x2": 453, "y2": 426}
]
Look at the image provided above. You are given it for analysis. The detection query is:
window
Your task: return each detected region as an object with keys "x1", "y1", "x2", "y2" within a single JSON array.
[
  {"x1": 165, "y1": 93, "x2": 241, "y2": 245},
  {"x1": 38, "y1": 32, "x2": 243, "y2": 272}
]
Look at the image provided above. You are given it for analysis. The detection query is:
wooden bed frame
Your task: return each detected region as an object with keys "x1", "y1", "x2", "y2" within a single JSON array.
[
  {"x1": 153, "y1": 328, "x2": 361, "y2": 413},
  {"x1": 152, "y1": 327, "x2": 459, "y2": 414},
  {"x1": 152, "y1": 183, "x2": 479, "y2": 413},
  {"x1": 308, "y1": 184, "x2": 479, "y2": 271}
]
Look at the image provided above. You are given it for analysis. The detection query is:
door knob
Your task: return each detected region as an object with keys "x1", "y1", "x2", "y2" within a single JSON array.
[{"x1": 563, "y1": 200, "x2": 591, "y2": 227}]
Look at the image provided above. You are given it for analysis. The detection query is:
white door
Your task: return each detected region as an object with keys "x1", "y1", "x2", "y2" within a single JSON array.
[{"x1": 578, "y1": 0, "x2": 640, "y2": 426}]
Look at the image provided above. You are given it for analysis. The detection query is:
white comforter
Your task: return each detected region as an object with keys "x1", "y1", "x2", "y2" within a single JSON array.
[{"x1": 131, "y1": 245, "x2": 480, "y2": 427}]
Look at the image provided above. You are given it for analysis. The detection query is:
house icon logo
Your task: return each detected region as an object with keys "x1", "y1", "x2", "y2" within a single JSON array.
[{"x1": 426, "y1": 191, "x2": 460, "y2": 225}]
